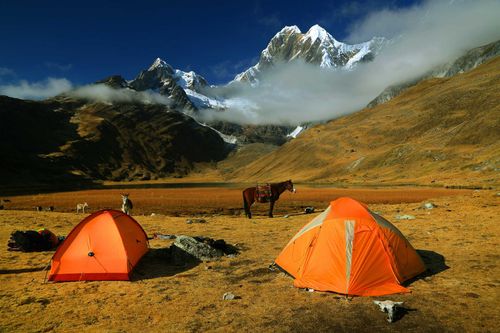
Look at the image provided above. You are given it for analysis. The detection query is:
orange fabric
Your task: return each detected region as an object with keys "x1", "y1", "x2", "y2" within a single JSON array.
[
  {"x1": 275, "y1": 197, "x2": 425, "y2": 296},
  {"x1": 48, "y1": 210, "x2": 148, "y2": 281}
]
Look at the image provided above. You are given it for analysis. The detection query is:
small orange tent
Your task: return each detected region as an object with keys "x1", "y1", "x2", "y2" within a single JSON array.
[
  {"x1": 48, "y1": 210, "x2": 149, "y2": 281},
  {"x1": 275, "y1": 197, "x2": 425, "y2": 296}
]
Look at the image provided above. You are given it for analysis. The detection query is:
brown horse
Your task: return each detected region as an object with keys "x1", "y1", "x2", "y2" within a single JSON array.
[{"x1": 242, "y1": 180, "x2": 296, "y2": 219}]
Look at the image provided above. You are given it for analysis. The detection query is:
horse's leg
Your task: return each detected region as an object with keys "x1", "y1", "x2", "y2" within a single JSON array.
[
  {"x1": 248, "y1": 197, "x2": 254, "y2": 219},
  {"x1": 243, "y1": 192, "x2": 251, "y2": 219},
  {"x1": 269, "y1": 200, "x2": 275, "y2": 218}
]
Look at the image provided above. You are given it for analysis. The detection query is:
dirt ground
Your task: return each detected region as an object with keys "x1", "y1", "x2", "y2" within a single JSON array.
[{"x1": 0, "y1": 188, "x2": 498, "y2": 332}]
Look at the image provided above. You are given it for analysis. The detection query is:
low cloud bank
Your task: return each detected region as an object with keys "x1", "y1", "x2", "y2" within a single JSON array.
[
  {"x1": 200, "y1": 0, "x2": 500, "y2": 125},
  {"x1": 0, "y1": 78, "x2": 72, "y2": 100},
  {"x1": 69, "y1": 84, "x2": 172, "y2": 105}
]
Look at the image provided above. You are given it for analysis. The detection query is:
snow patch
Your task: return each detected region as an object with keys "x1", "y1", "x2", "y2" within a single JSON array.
[
  {"x1": 184, "y1": 89, "x2": 225, "y2": 109},
  {"x1": 287, "y1": 125, "x2": 304, "y2": 138},
  {"x1": 304, "y1": 24, "x2": 331, "y2": 43},
  {"x1": 198, "y1": 122, "x2": 237, "y2": 144}
]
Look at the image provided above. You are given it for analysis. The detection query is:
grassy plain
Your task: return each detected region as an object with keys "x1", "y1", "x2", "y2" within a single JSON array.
[{"x1": 0, "y1": 187, "x2": 498, "y2": 332}]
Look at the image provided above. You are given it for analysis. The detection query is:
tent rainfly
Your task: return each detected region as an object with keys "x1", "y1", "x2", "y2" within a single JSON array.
[
  {"x1": 48, "y1": 210, "x2": 149, "y2": 281},
  {"x1": 275, "y1": 197, "x2": 426, "y2": 296}
]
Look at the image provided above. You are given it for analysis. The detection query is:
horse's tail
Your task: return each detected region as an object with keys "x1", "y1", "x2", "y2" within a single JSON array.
[{"x1": 243, "y1": 191, "x2": 250, "y2": 218}]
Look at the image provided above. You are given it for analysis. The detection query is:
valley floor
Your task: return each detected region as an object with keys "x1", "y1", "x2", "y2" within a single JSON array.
[{"x1": 0, "y1": 188, "x2": 498, "y2": 332}]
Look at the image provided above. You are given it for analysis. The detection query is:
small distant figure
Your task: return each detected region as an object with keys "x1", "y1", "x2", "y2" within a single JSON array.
[
  {"x1": 35, "y1": 206, "x2": 43, "y2": 212},
  {"x1": 45, "y1": 206, "x2": 54, "y2": 212},
  {"x1": 121, "y1": 194, "x2": 133, "y2": 215},
  {"x1": 76, "y1": 202, "x2": 88, "y2": 214}
]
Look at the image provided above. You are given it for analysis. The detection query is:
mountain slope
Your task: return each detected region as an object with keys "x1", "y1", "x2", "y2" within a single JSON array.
[
  {"x1": 368, "y1": 40, "x2": 500, "y2": 107},
  {"x1": 223, "y1": 56, "x2": 500, "y2": 187},
  {"x1": 0, "y1": 96, "x2": 233, "y2": 189}
]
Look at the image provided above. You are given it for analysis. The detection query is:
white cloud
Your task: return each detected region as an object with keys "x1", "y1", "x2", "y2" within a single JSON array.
[
  {"x1": 200, "y1": 0, "x2": 500, "y2": 125},
  {"x1": 69, "y1": 84, "x2": 172, "y2": 105},
  {"x1": 0, "y1": 67, "x2": 16, "y2": 77},
  {"x1": 0, "y1": 78, "x2": 73, "y2": 100}
]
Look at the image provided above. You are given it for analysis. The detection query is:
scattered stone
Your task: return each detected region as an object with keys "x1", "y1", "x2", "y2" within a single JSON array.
[
  {"x1": 284, "y1": 215, "x2": 289, "y2": 218},
  {"x1": 306, "y1": 288, "x2": 315, "y2": 292},
  {"x1": 222, "y1": 292, "x2": 239, "y2": 300},
  {"x1": 19, "y1": 296, "x2": 37, "y2": 305},
  {"x1": 186, "y1": 218, "x2": 207, "y2": 224},
  {"x1": 154, "y1": 233, "x2": 176, "y2": 240},
  {"x1": 36, "y1": 298, "x2": 50, "y2": 306},
  {"x1": 423, "y1": 202, "x2": 437, "y2": 209},
  {"x1": 226, "y1": 254, "x2": 237, "y2": 258},
  {"x1": 304, "y1": 207, "x2": 315, "y2": 214},
  {"x1": 150, "y1": 213, "x2": 156, "y2": 216},
  {"x1": 395, "y1": 214, "x2": 415, "y2": 220}
]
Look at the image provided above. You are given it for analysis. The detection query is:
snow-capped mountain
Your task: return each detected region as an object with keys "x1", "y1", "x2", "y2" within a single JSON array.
[
  {"x1": 234, "y1": 24, "x2": 386, "y2": 85},
  {"x1": 126, "y1": 57, "x2": 227, "y2": 112}
]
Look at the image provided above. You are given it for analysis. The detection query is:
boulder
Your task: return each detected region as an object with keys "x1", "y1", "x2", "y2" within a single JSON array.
[{"x1": 171, "y1": 235, "x2": 224, "y2": 263}]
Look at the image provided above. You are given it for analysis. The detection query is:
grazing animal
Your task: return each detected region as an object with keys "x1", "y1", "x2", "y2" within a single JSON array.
[
  {"x1": 374, "y1": 300, "x2": 404, "y2": 323},
  {"x1": 121, "y1": 194, "x2": 133, "y2": 215},
  {"x1": 45, "y1": 206, "x2": 54, "y2": 212},
  {"x1": 76, "y1": 202, "x2": 88, "y2": 214},
  {"x1": 35, "y1": 206, "x2": 43, "y2": 212},
  {"x1": 242, "y1": 179, "x2": 295, "y2": 219}
]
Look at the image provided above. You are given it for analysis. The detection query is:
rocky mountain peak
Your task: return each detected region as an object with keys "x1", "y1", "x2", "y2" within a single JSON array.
[
  {"x1": 304, "y1": 24, "x2": 332, "y2": 43},
  {"x1": 233, "y1": 24, "x2": 387, "y2": 84},
  {"x1": 276, "y1": 25, "x2": 301, "y2": 35},
  {"x1": 149, "y1": 57, "x2": 172, "y2": 71}
]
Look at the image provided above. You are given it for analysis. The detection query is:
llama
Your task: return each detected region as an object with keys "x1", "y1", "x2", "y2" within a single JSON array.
[
  {"x1": 76, "y1": 202, "x2": 88, "y2": 214},
  {"x1": 121, "y1": 194, "x2": 133, "y2": 215}
]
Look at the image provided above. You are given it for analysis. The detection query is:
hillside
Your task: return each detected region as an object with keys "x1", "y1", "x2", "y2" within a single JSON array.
[
  {"x1": 222, "y1": 57, "x2": 500, "y2": 187},
  {"x1": 0, "y1": 96, "x2": 232, "y2": 192}
]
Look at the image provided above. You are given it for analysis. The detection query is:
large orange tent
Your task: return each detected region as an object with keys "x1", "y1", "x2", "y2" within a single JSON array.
[
  {"x1": 275, "y1": 197, "x2": 425, "y2": 296},
  {"x1": 48, "y1": 210, "x2": 149, "y2": 281}
]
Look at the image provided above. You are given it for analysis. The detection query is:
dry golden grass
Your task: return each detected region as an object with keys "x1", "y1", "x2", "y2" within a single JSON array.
[
  {"x1": 0, "y1": 187, "x2": 498, "y2": 332},
  {"x1": 3, "y1": 186, "x2": 470, "y2": 216}
]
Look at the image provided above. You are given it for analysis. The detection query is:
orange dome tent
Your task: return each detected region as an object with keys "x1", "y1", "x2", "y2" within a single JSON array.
[
  {"x1": 48, "y1": 210, "x2": 149, "y2": 281},
  {"x1": 275, "y1": 197, "x2": 425, "y2": 296}
]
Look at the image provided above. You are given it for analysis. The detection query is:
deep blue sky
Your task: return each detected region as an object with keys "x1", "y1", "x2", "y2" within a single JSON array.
[{"x1": 0, "y1": 0, "x2": 419, "y2": 85}]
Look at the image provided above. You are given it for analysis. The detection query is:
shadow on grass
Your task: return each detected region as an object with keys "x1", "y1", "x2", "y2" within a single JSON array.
[
  {"x1": 0, "y1": 266, "x2": 48, "y2": 274},
  {"x1": 131, "y1": 247, "x2": 200, "y2": 281},
  {"x1": 405, "y1": 249, "x2": 450, "y2": 286}
]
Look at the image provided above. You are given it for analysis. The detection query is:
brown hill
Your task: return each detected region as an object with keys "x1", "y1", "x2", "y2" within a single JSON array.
[
  {"x1": 0, "y1": 96, "x2": 232, "y2": 192},
  {"x1": 223, "y1": 57, "x2": 500, "y2": 188}
]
